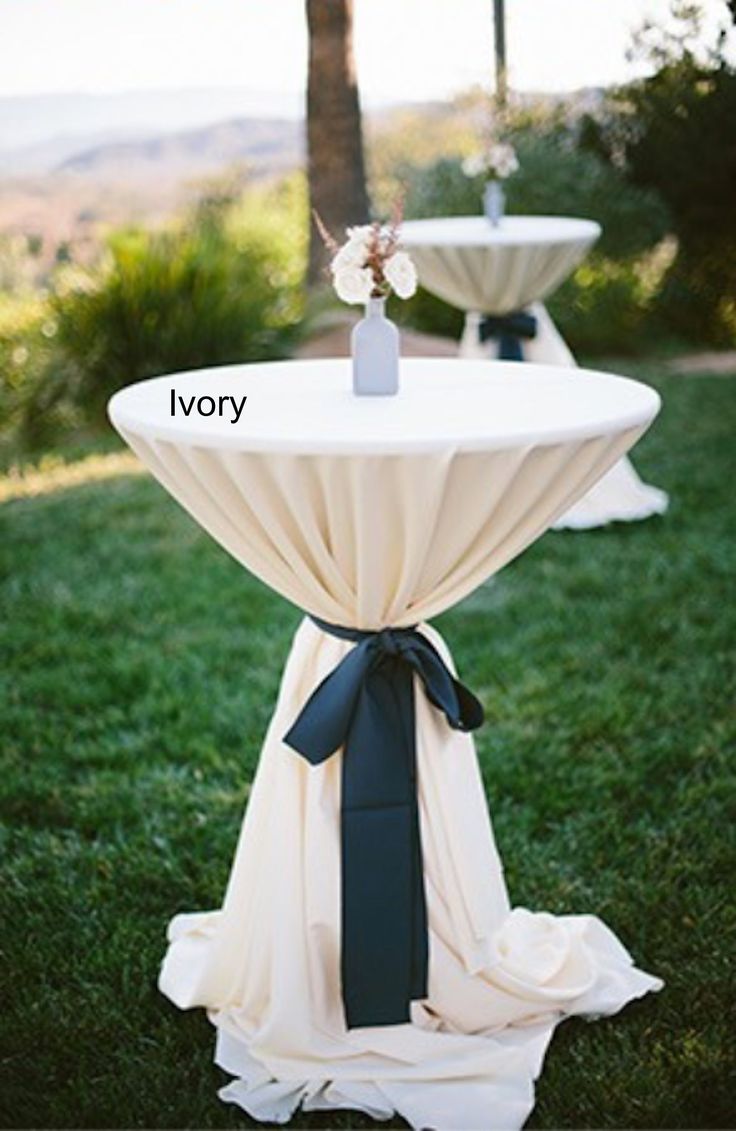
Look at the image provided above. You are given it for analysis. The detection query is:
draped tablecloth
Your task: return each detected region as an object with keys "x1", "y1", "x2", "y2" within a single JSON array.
[
  {"x1": 401, "y1": 217, "x2": 669, "y2": 530},
  {"x1": 109, "y1": 359, "x2": 663, "y2": 1131}
]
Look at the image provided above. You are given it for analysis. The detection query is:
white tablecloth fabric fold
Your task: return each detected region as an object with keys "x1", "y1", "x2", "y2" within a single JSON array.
[{"x1": 401, "y1": 216, "x2": 599, "y2": 314}]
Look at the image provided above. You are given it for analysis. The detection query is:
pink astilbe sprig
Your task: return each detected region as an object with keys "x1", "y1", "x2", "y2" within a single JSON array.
[
  {"x1": 363, "y1": 193, "x2": 406, "y2": 293},
  {"x1": 312, "y1": 208, "x2": 341, "y2": 259},
  {"x1": 363, "y1": 222, "x2": 388, "y2": 295},
  {"x1": 387, "y1": 190, "x2": 406, "y2": 253}
]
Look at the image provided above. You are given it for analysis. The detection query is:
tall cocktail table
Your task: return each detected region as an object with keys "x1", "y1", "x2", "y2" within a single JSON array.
[
  {"x1": 108, "y1": 358, "x2": 662, "y2": 1131},
  {"x1": 401, "y1": 217, "x2": 669, "y2": 530}
]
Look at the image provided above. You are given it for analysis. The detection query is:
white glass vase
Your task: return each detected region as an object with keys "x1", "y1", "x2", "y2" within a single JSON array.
[
  {"x1": 483, "y1": 180, "x2": 505, "y2": 227},
  {"x1": 351, "y1": 296, "x2": 399, "y2": 396}
]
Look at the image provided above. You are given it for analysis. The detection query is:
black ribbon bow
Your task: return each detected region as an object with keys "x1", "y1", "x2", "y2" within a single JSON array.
[
  {"x1": 479, "y1": 310, "x2": 538, "y2": 361},
  {"x1": 283, "y1": 617, "x2": 484, "y2": 1029}
]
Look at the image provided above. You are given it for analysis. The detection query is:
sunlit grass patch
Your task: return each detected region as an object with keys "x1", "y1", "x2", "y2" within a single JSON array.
[{"x1": 0, "y1": 450, "x2": 144, "y2": 503}]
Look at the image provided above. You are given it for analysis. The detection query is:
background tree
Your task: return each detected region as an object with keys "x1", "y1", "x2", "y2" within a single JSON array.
[
  {"x1": 581, "y1": 1, "x2": 736, "y2": 343},
  {"x1": 305, "y1": 0, "x2": 370, "y2": 284}
]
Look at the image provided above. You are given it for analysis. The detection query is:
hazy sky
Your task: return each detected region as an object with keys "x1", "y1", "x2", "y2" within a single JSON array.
[{"x1": 0, "y1": 0, "x2": 732, "y2": 102}]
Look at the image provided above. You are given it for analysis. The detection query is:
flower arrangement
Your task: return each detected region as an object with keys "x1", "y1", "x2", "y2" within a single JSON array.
[
  {"x1": 314, "y1": 206, "x2": 418, "y2": 306},
  {"x1": 462, "y1": 141, "x2": 519, "y2": 182}
]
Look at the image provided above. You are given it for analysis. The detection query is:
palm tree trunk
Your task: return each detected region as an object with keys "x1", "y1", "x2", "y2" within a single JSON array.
[
  {"x1": 306, "y1": 0, "x2": 370, "y2": 284},
  {"x1": 493, "y1": 0, "x2": 508, "y2": 108}
]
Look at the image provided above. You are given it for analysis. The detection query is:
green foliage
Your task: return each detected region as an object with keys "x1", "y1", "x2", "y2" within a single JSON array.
[
  {"x1": 547, "y1": 248, "x2": 678, "y2": 356},
  {"x1": 1, "y1": 368, "x2": 734, "y2": 1127},
  {"x1": 0, "y1": 178, "x2": 308, "y2": 458},
  {"x1": 0, "y1": 297, "x2": 81, "y2": 455},
  {"x1": 400, "y1": 157, "x2": 477, "y2": 222},
  {"x1": 368, "y1": 103, "x2": 477, "y2": 215},
  {"x1": 549, "y1": 267, "x2": 646, "y2": 358},
  {"x1": 509, "y1": 132, "x2": 669, "y2": 259},
  {"x1": 581, "y1": 1, "x2": 736, "y2": 343},
  {"x1": 396, "y1": 135, "x2": 670, "y2": 355},
  {"x1": 50, "y1": 194, "x2": 304, "y2": 418}
]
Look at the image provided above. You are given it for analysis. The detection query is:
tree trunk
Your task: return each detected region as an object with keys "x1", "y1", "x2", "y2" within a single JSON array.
[
  {"x1": 493, "y1": 0, "x2": 508, "y2": 109},
  {"x1": 306, "y1": 0, "x2": 370, "y2": 284}
]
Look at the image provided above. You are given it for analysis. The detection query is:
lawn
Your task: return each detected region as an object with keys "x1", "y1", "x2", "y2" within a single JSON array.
[{"x1": 1, "y1": 363, "x2": 734, "y2": 1130}]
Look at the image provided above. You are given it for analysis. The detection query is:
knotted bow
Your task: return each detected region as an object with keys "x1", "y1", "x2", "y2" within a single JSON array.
[
  {"x1": 480, "y1": 310, "x2": 538, "y2": 361},
  {"x1": 284, "y1": 617, "x2": 484, "y2": 1029}
]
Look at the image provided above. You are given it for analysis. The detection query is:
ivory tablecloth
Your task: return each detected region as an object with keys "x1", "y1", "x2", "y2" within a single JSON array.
[{"x1": 109, "y1": 359, "x2": 663, "y2": 1130}]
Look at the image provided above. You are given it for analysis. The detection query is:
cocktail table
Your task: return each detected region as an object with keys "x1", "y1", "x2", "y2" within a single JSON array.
[
  {"x1": 401, "y1": 217, "x2": 669, "y2": 530},
  {"x1": 108, "y1": 358, "x2": 662, "y2": 1130}
]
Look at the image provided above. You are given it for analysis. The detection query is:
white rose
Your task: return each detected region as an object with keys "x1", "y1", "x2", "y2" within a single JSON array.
[
  {"x1": 498, "y1": 151, "x2": 519, "y2": 177},
  {"x1": 488, "y1": 142, "x2": 519, "y2": 179},
  {"x1": 332, "y1": 240, "x2": 367, "y2": 272},
  {"x1": 331, "y1": 224, "x2": 374, "y2": 272},
  {"x1": 462, "y1": 153, "x2": 486, "y2": 178},
  {"x1": 333, "y1": 264, "x2": 375, "y2": 305},
  {"x1": 345, "y1": 223, "x2": 373, "y2": 245},
  {"x1": 383, "y1": 250, "x2": 417, "y2": 299}
]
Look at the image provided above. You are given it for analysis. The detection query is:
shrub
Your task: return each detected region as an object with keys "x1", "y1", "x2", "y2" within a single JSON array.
[
  {"x1": 45, "y1": 190, "x2": 305, "y2": 419},
  {"x1": 0, "y1": 178, "x2": 308, "y2": 458},
  {"x1": 0, "y1": 296, "x2": 81, "y2": 460},
  {"x1": 547, "y1": 248, "x2": 675, "y2": 357},
  {"x1": 580, "y1": 3, "x2": 736, "y2": 344}
]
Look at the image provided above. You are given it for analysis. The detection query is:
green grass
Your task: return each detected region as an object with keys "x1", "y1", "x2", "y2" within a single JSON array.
[{"x1": 1, "y1": 365, "x2": 734, "y2": 1129}]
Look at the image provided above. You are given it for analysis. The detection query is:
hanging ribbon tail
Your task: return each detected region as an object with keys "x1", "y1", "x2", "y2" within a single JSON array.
[
  {"x1": 401, "y1": 634, "x2": 485, "y2": 732},
  {"x1": 480, "y1": 310, "x2": 538, "y2": 361},
  {"x1": 282, "y1": 621, "x2": 485, "y2": 1030}
]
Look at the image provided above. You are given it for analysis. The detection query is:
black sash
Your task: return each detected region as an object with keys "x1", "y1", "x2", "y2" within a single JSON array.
[
  {"x1": 479, "y1": 310, "x2": 538, "y2": 360},
  {"x1": 283, "y1": 617, "x2": 484, "y2": 1028}
]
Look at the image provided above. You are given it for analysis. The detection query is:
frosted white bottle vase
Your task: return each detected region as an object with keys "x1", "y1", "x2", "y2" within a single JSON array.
[
  {"x1": 484, "y1": 180, "x2": 505, "y2": 226},
  {"x1": 351, "y1": 296, "x2": 399, "y2": 396}
]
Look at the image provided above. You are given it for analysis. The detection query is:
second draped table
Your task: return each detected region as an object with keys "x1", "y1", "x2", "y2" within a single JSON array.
[
  {"x1": 109, "y1": 359, "x2": 663, "y2": 1131},
  {"x1": 401, "y1": 216, "x2": 669, "y2": 530}
]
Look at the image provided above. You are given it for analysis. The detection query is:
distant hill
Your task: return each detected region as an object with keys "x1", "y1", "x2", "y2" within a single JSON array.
[
  {"x1": 55, "y1": 117, "x2": 302, "y2": 183},
  {"x1": 0, "y1": 130, "x2": 158, "y2": 176},
  {"x1": 0, "y1": 112, "x2": 304, "y2": 247},
  {"x1": 0, "y1": 88, "x2": 303, "y2": 153},
  {"x1": 0, "y1": 87, "x2": 605, "y2": 248}
]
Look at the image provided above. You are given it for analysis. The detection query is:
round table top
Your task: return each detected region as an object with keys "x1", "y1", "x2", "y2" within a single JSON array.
[
  {"x1": 109, "y1": 358, "x2": 660, "y2": 457},
  {"x1": 400, "y1": 215, "x2": 601, "y2": 250}
]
